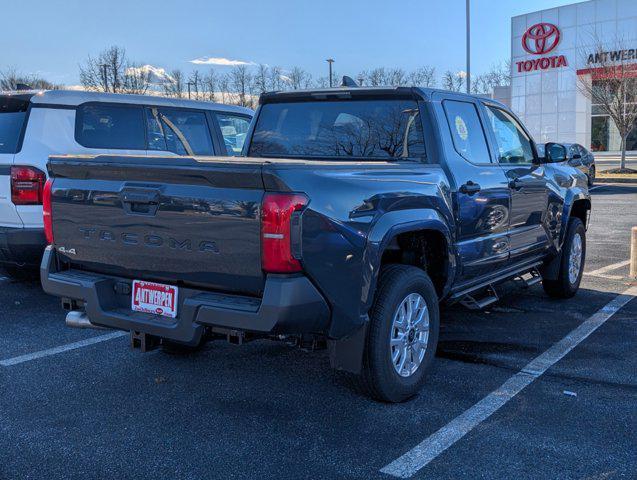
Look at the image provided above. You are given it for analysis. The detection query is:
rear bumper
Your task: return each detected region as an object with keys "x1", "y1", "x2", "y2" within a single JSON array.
[
  {"x1": 0, "y1": 226, "x2": 46, "y2": 268},
  {"x1": 40, "y1": 246, "x2": 331, "y2": 344}
]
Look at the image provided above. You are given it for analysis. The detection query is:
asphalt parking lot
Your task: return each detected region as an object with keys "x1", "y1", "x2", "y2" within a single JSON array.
[{"x1": 1, "y1": 184, "x2": 636, "y2": 480}]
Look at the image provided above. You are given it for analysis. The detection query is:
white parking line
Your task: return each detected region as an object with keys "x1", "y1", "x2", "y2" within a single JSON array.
[
  {"x1": 589, "y1": 185, "x2": 604, "y2": 191},
  {"x1": 0, "y1": 331, "x2": 127, "y2": 367},
  {"x1": 380, "y1": 285, "x2": 637, "y2": 478},
  {"x1": 585, "y1": 259, "x2": 630, "y2": 279}
]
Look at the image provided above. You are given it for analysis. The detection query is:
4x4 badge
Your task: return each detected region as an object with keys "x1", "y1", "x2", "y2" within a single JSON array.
[{"x1": 57, "y1": 246, "x2": 77, "y2": 255}]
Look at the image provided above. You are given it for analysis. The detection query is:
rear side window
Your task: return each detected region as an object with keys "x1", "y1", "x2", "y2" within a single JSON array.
[
  {"x1": 0, "y1": 97, "x2": 29, "y2": 154},
  {"x1": 76, "y1": 104, "x2": 145, "y2": 150},
  {"x1": 146, "y1": 108, "x2": 213, "y2": 156},
  {"x1": 443, "y1": 100, "x2": 491, "y2": 164},
  {"x1": 216, "y1": 113, "x2": 251, "y2": 156},
  {"x1": 249, "y1": 99, "x2": 426, "y2": 161}
]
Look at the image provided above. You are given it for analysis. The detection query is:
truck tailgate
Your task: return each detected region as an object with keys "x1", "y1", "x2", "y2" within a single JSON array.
[{"x1": 48, "y1": 155, "x2": 266, "y2": 296}]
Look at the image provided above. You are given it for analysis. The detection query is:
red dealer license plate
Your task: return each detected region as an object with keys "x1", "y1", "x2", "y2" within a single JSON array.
[{"x1": 131, "y1": 280, "x2": 179, "y2": 318}]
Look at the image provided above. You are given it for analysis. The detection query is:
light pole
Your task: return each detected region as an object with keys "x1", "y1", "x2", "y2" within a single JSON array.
[
  {"x1": 466, "y1": 0, "x2": 471, "y2": 94},
  {"x1": 326, "y1": 58, "x2": 335, "y2": 87},
  {"x1": 187, "y1": 81, "x2": 194, "y2": 99},
  {"x1": 99, "y1": 63, "x2": 109, "y2": 92}
]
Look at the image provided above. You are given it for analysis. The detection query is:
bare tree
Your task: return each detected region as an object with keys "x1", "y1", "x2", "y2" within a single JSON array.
[
  {"x1": 188, "y1": 70, "x2": 202, "y2": 99},
  {"x1": 471, "y1": 61, "x2": 510, "y2": 94},
  {"x1": 408, "y1": 66, "x2": 436, "y2": 87},
  {"x1": 442, "y1": 71, "x2": 465, "y2": 92},
  {"x1": 79, "y1": 46, "x2": 126, "y2": 92},
  {"x1": 578, "y1": 37, "x2": 637, "y2": 171},
  {"x1": 202, "y1": 70, "x2": 217, "y2": 102},
  {"x1": 254, "y1": 64, "x2": 269, "y2": 94},
  {"x1": 268, "y1": 66, "x2": 285, "y2": 91},
  {"x1": 163, "y1": 69, "x2": 185, "y2": 98},
  {"x1": 79, "y1": 46, "x2": 152, "y2": 94},
  {"x1": 123, "y1": 64, "x2": 151, "y2": 95},
  {"x1": 230, "y1": 65, "x2": 254, "y2": 107},
  {"x1": 288, "y1": 66, "x2": 311, "y2": 90},
  {"x1": 218, "y1": 74, "x2": 231, "y2": 104},
  {"x1": 0, "y1": 67, "x2": 59, "y2": 90}
]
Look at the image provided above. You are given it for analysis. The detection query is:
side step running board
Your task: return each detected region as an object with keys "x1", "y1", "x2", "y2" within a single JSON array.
[
  {"x1": 460, "y1": 285, "x2": 499, "y2": 310},
  {"x1": 516, "y1": 268, "x2": 542, "y2": 288}
]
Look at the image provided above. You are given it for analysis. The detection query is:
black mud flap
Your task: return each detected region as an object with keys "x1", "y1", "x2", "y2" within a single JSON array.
[{"x1": 327, "y1": 320, "x2": 368, "y2": 374}]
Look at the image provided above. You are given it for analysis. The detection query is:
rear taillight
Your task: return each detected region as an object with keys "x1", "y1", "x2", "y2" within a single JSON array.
[
  {"x1": 261, "y1": 192, "x2": 308, "y2": 273},
  {"x1": 11, "y1": 166, "x2": 46, "y2": 205},
  {"x1": 43, "y1": 179, "x2": 53, "y2": 244}
]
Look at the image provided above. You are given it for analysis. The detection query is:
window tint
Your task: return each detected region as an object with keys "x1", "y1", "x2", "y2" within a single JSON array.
[
  {"x1": 76, "y1": 104, "x2": 145, "y2": 150},
  {"x1": 0, "y1": 97, "x2": 29, "y2": 154},
  {"x1": 147, "y1": 108, "x2": 213, "y2": 156},
  {"x1": 485, "y1": 106, "x2": 534, "y2": 164},
  {"x1": 216, "y1": 113, "x2": 251, "y2": 156},
  {"x1": 249, "y1": 99, "x2": 426, "y2": 160},
  {"x1": 443, "y1": 100, "x2": 491, "y2": 163}
]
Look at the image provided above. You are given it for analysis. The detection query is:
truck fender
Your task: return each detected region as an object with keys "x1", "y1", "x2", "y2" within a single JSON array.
[
  {"x1": 363, "y1": 208, "x2": 454, "y2": 313},
  {"x1": 328, "y1": 209, "x2": 454, "y2": 375},
  {"x1": 542, "y1": 189, "x2": 590, "y2": 281}
]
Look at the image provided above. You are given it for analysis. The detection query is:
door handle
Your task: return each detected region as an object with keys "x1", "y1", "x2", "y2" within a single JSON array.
[
  {"x1": 120, "y1": 188, "x2": 161, "y2": 216},
  {"x1": 509, "y1": 178, "x2": 523, "y2": 190},
  {"x1": 459, "y1": 181, "x2": 481, "y2": 195}
]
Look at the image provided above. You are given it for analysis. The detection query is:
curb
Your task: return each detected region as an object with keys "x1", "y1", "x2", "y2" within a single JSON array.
[{"x1": 594, "y1": 177, "x2": 637, "y2": 184}]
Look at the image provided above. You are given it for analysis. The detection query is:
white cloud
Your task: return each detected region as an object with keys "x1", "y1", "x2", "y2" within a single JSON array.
[
  {"x1": 125, "y1": 64, "x2": 173, "y2": 84},
  {"x1": 189, "y1": 56, "x2": 255, "y2": 66},
  {"x1": 456, "y1": 70, "x2": 468, "y2": 78},
  {"x1": 279, "y1": 74, "x2": 292, "y2": 83}
]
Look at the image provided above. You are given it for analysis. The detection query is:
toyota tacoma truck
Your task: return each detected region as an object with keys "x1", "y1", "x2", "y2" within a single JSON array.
[{"x1": 41, "y1": 86, "x2": 590, "y2": 402}]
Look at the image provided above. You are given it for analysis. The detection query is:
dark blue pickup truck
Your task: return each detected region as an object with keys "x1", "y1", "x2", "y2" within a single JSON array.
[{"x1": 41, "y1": 86, "x2": 590, "y2": 402}]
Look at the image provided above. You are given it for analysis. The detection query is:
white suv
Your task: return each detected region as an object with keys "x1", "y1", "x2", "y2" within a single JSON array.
[{"x1": 0, "y1": 90, "x2": 253, "y2": 278}]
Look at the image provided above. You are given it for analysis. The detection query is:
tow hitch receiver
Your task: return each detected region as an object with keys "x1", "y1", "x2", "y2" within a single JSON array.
[{"x1": 130, "y1": 331, "x2": 160, "y2": 352}]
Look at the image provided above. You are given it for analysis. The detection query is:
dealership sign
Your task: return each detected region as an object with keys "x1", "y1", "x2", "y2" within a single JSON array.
[{"x1": 516, "y1": 23, "x2": 568, "y2": 73}]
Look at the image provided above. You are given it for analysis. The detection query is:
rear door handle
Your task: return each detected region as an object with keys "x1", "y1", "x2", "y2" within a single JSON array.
[{"x1": 459, "y1": 181, "x2": 481, "y2": 195}]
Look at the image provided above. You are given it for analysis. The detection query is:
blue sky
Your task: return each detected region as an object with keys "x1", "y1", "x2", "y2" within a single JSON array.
[{"x1": 2, "y1": 0, "x2": 581, "y2": 85}]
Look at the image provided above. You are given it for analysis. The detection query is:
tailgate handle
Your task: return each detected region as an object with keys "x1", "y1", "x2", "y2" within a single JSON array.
[{"x1": 120, "y1": 189, "x2": 160, "y2": 216}]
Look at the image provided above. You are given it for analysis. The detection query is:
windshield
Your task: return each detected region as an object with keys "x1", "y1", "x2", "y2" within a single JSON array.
[
  {"x1": 249, "y1": 99, "x2": 426, "y2": 160},
  {"x1": 0, "y1": 97, "x2": 29, "y2": 154}
]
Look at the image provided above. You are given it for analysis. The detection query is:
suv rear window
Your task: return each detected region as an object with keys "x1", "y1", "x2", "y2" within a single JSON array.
[
  {"x1": 76, "y1": 104, "x2": 145, "y2": 150},
  {"x1": 0, "y1": 97, "x2": 29, "y2": 154},
  {"x1": 249, "y1": 99, "x2": 426, "y2": 160}
]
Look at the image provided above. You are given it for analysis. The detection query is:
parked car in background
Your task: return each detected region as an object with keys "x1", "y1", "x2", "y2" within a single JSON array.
[
  {"x1": 0, "y1": 90, "x2": 252, "y2": 278},
  {"x1": 41, "y1": 86, "x2": 590, "y2": 402},
  {"x1": 538, "y1": 142, "x2": 596, "y2": 186}
]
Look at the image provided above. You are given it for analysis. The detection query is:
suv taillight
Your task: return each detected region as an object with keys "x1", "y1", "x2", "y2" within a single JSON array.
[
  {"x1": 11, "y1": 166, "x2": 46, "y2": 205},
  {"x1": 261, "y1": 193, "x2": 308, "y2": 273},
  {"x1": 43, "y1": 179, "x2": 53, "y2": 244}
]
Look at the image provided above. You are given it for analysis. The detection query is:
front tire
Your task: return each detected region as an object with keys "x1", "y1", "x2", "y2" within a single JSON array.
[
  {"x1": 359, "y1": 265, "x2": 440, "y2": 403},
  {"x1": 543, "y1": 217, "x2": 586, "y2": 298}
]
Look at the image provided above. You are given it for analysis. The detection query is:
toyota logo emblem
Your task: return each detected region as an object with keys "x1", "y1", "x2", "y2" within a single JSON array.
[{"x1": 522, "y1": 23, "x2": 560, "y2": 55}]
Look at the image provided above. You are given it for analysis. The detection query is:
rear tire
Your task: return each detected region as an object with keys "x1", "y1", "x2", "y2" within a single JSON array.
[
  {"x1": 359, "y1": 265, "x2": 439, "y2": 403},
  {"x1": 543, "y1": 217, "x2": 586, "y2": 299}
]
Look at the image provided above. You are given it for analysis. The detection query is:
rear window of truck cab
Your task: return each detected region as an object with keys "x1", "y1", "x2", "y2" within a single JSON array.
[{"x1": 249, "y1": 99, "x2": 426, "y2": 160}]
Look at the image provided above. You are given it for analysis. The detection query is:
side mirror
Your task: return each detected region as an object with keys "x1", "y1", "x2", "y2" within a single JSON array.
[{"x1": 544, "y1": 142, "x2": 567, "y2": 163}]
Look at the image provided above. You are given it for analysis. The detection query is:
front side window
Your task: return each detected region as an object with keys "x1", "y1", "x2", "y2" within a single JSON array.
[
  {"x1": 146, "y1": 108, "x2": 213, "y2": 156},
  {"x1": 485, "y1": 106, "x2": 534, "y2": 165},
  {"x1": 443, "y1": 100, "x2": 491, "y2": 163},
  {"x1": 0, "y1": 97, "x2": 29, "y2": 154},
  {"x1": 76, "y1": 104, "x2": 145, "y2": 150},
  {"x1": 216, "y1": 113, "x2": 251, "y2": 156},
  {"x1": 249, "y1": 99, "x2": 426, "y2": 160}
]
